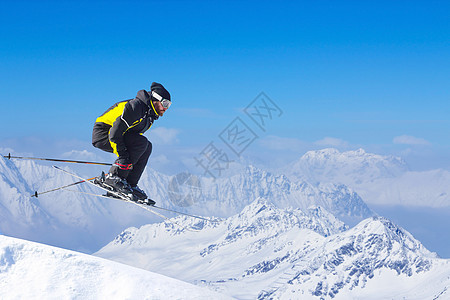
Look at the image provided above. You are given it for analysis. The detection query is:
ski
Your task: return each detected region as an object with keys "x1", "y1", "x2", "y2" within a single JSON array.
[
  {"x1": 52, "y1": 166, "x2": 199, "y2": 232},
  {"x1": 152, "y1": 205, "x2": 221, "y2": 223},
  {"x1": 63, "y1": 188, "x2": 220, "y2": 223}
]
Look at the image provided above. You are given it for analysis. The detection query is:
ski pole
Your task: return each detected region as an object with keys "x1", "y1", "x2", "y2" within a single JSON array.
[
  {"x1": 3, "y1": 153, "x2": 112, "y2": 166},
  {"x1": 31, "y1": 177, "x2": 97, "y2": 197}
]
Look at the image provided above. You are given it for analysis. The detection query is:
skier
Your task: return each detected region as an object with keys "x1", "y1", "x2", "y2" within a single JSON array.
[{"x1": 91, "y1": 82, "x2": 171, "y2": 204}]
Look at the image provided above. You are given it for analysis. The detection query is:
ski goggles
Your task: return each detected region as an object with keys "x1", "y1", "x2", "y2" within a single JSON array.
[{"x1": 151, "y1": 91, "x2": 172, "y2": 109}]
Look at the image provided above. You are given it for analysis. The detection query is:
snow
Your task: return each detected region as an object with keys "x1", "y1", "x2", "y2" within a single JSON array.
[
  {"x1": 95, "y1": 199, "x2": 450, "y2": 299},
  {"x1": 1, "y1": 148, "x2": 450, "y2": 298},
  {"x1": 0, "y1": 156, "x2": 161, "y2": 253},
  {"x1": 0, "y1": 153, "x2": 374, "y2": 253},
  {"x1": 287, "y1": 148, "x2": 450, "y2": 207},
  {"x1": 148, "y1": 164, "x2": 376, "y2": 225},
  {"x1": 0, "y1": 234, "x2": 231, "y2": 299}
]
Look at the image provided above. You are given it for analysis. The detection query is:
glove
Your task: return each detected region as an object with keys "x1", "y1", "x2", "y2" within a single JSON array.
[{"x1": 114, "y1": 157, "x2": 133, "y2": 170}]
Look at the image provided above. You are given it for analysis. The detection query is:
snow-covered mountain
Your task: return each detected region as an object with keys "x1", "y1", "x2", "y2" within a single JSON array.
[
  {"x1": 267, "y1": 216, "x2": 448, "y2": 299},
  {"x1": 287, "y1": 148, "x2": 450, "y2": 207},
  {"x1": 95, "y1": 199, "x2": 450, "y2": 299},
  {"x1": 288, "y1": 148, "x2": 409, "y2": 183},
  {"x1": 0, "y1": 153, "x2": 374, "y2": 253},
  {"x1": 2, "y1": 149, "x2": 450, "y2": 298},
  {"x1": 139, "y1": 164, "x2": 375, "y2": 225},
  {"x1": 0, "y1": 234, "x2": 230, "y2": 299}
]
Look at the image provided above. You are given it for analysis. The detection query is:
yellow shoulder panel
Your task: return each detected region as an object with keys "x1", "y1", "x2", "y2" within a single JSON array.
[{"x1": 95, "y1": 101, "x2": 127, "y2": 126}]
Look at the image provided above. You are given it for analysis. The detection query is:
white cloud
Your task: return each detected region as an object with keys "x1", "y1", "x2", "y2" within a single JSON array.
[
  {"x1": 314, "y1": 137, "x2": 349, "y2": 148},
  {"x1": 61, "y1": 150, "x2": 98, "y2": 160},
  {"x1": 150, "y1": 154, "x2": 171, "y2": 165},
  {"x1": 148, "y1": 127, "x2": 180, "y2": 145},
  {"x1": 393, "y1": 135, "x2": 431, "y2": 146},
  {"x1": 258, "y1": 135, "x2": 306, "y2": 151}
]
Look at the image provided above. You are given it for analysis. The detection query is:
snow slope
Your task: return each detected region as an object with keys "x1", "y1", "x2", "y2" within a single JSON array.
[
  {"x1": 95, "y1": 199, "x2": 450, "y2": 299},
  {"x1": 287, "y1": 148, "x2": 450, "y2": 207},
  {"x1": 0, "y1": 234, "x2": 231, "y2": 299}
]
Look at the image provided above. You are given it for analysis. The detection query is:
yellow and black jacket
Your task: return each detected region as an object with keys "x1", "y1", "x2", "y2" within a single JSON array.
[{"x1": 92, "y1": 90, "x2": 159, "y2": 158}]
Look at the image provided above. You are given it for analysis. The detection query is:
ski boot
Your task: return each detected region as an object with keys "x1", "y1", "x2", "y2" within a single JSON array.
[
  {"x1": 95, "y1": 172, "x2": 134, "y2": 200},
  {"x1": 130, "y1": 185, "x2": 147, "y2": 200},
  {"x1": 130, "y1": 185, "x2": 156, "y2": 206}
]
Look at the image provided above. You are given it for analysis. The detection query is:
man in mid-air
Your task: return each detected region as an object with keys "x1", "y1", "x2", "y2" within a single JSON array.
[{"x1": 91, "y1": 82, "x2": 171, "y2": 205}]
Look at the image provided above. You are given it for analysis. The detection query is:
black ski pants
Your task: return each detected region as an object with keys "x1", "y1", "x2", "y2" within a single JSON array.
[{"x1": 92, "y1": 132, "x2": 152, "y2": 186}]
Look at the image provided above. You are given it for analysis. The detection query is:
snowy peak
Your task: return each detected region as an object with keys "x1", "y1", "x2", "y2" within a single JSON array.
[
  {"x1": 353, "y1": 216, "x2": 435, "y2": 257},
  {"x1": 289, "y1": 148, "x2": 409, "y2": 183},
  {"x1": 305, "y1": 205, "x2": 349, "y2": 237},
  {"x1": 300, "y1": 148, "x2": 406, "y2": 167},
  {"x1": 233, "y1": 197, "x2": 280, "y2": 224},
  {"x1": 284, "y1": 148, "x2": 450, "y2": 208},
  {"x1": 269, "y1": 216, "x2": 444, "y2": 299},
  {"x1": 228, "y1": 198, "x2": 348, "y2": 239}
]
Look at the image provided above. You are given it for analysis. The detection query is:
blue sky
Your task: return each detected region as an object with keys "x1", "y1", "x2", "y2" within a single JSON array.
[{"x1": 1, "y1": 0, "x2": 449, "y2": 173}]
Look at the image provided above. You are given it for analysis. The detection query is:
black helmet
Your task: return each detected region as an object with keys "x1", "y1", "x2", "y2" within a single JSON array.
[{"x1": 150, "y1": 82, "x2": 171, "y2": 102}]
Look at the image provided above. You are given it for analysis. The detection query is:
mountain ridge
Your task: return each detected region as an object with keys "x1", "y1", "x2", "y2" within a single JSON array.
[
  {"x1": 96, "y1": 199, "x2": 449, "y2": 299},
  {"x1": 286, "y1": 148, "x2": 450, "y2": 207},
  {"x1": 0, "y1": 153, "x2": 375, "y2": 253}
]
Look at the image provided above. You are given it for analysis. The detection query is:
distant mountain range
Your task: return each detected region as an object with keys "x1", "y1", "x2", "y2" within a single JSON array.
[
  {"x1": 140, "y1": 164, "x2": 376, "y2": 225},
  {"x1": 95, "y1": 199, "x2": 450, "y2": 299},
  {"x1": 285, "y1": 148, "x2": 450, "y2": 207},
  {"x1": 0, "y1": 151, "x2": 376, "y2": 253}
]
